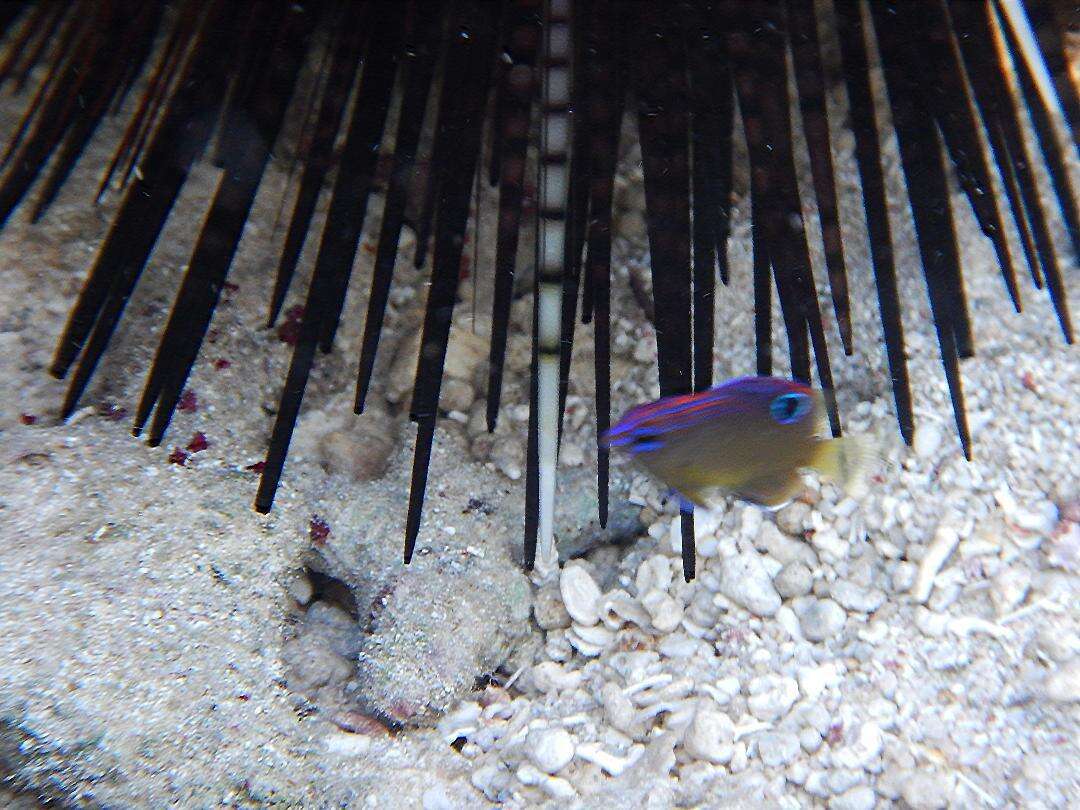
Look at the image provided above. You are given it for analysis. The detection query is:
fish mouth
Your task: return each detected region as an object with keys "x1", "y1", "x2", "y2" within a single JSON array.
[
  {"x1": 600, "y1": 427, "x2": 665, "y2": 455},
  {"x1": 597, "y1": 430, "x2": 618, "y2": 450},
  {"x1": 600, "y1": 427, "x2": 639, "y2": 453}
]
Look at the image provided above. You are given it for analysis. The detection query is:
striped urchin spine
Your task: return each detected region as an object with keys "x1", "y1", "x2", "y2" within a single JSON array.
[{"x1": 525, "y1": 0, "x2": 572, "y2": 572}]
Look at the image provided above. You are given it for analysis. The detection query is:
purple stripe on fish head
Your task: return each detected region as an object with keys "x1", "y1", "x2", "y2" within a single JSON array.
[
  {"x1": 712, "y1": 375, "x2": 815, "y2": 399},
  {"x1": 601, "y1": 376, "x2": 816, "y2": 450},
  {"x1": 603, "y1": 390, "x2": 731, "y2": 448}
]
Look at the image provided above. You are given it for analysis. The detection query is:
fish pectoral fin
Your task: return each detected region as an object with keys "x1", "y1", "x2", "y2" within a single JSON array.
[
  {"x1": 812, "y1": 434, "x2": 879, "y2": 498},
  {"x1": 695, "y1": 486, "x2": 731, "y2": 510},
  {"x1": 676, "y1": 487, "x2": 710, "y2": 509},
  {"x1": 735, "y1": 471, "x2": 804, "y2": 508}
]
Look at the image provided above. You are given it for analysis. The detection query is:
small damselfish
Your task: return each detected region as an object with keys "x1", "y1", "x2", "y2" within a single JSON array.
[{"x1": 602, "y1": 375, "x2": 876, "y2": 510}]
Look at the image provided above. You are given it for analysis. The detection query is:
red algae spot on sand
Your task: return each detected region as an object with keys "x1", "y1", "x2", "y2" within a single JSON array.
[
  {"x1": 186, "y1": 432, "x2": 210, "y2": 453},
  {"x1": 277, "y1": 306, "x2": 305, "y2": 346},
  {"x1": 309, "y1": 515, "x2": 330, "y2": 546},
  {"x1": 178, "y1": 390, "x2": 198, "y2": 413},
  {"x1": 826, "y1": 722, "x2": 844, "y2": 746}
]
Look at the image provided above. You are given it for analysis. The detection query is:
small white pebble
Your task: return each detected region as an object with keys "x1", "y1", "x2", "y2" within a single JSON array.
[
  {"x1": 575, "y1": 742, "x2": 643, "y2": 776},
  {"x1": 747, "y1": 675, "x2": 799, "y2": 721},
  {"x1": 1043, "y1": 660, "x2": 1080, "y2": 703},
  {"x1": 797, "y1": 598, "x2": 846, "y2": 642},
  {"x1": 913, "y1": 423, "x2": 942, "y2": 458},
  {"x1": 641, "y1": 589, "x2": 683, "y2": 633},
  {"x1": 828, "y1": 785, "x2": 876, "y2": 810},
  {"x1": 912, "y1": 526, "x2": 959, "y2": 603},
  {"x1": 756, "y1": 731, "x2": 800, "y2": 767},
  {"x1": 324, "y1": 733, "x2": 373, "y2": 756},
  {"x1": 831, "y1": 721, "x2": 884, "y2": 771},
  {"x1": 560, "y1": 563, "x2": 602, "y2": 626},
  {"x1": 526, "y1": 727, "x2": 575, "y2": 774},
  {"x1": 719, "y1": 552, "x2": 781, "y2": 617},
  {"x1": 682, "y1": 700, "x2": 735, "y2": 764}
]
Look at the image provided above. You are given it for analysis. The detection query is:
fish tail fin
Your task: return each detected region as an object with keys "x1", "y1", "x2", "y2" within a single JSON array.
[{"x1": 813, "y1": 434, "x2": 879, "y2": 499}]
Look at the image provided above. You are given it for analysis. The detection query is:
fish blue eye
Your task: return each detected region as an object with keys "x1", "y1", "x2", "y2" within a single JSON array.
[{"x1": 769, "y1": 392, "x2": 811, "y2": 424}]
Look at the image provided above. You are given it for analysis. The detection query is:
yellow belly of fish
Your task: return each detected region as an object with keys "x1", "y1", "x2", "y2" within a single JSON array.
[{"x1": 642, "y1": 442, "x2": 818, "y2": 507}]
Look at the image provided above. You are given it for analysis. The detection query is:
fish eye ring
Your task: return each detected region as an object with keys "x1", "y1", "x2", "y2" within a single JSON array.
[{"x1": 769, "y1": 392, "x2": 811, "y2": 425}]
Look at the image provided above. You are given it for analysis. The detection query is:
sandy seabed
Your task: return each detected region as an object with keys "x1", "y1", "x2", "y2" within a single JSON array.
[{"x1": 1, "y1": 64, "x2": 1078, "y2": 810}]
